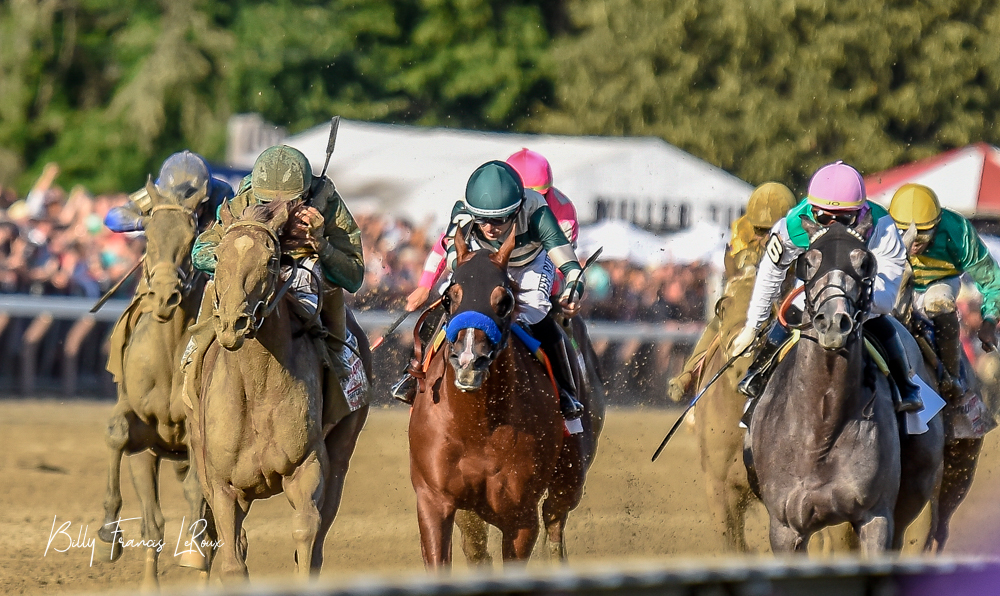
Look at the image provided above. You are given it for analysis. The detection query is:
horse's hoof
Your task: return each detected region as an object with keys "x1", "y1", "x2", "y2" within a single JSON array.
[
  {"x1": 94, "y1": 538, "x2": 123, "y2": 563},
  {"x1": 179, "y1": 549, "x2": 208, "y2": 570}
]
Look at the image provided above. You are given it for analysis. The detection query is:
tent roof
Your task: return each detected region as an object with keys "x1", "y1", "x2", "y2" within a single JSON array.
[
  {"x1": 865, "y1": 143, "x2": 1000, "y2": 216},
  {"x1": 231, "y1": 119, "x2": 753, "y2": 230}
]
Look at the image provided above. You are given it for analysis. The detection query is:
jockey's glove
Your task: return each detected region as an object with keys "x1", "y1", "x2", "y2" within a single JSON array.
[{"x1": 729, "y1": 325, "x2": 758, "y2": 358}]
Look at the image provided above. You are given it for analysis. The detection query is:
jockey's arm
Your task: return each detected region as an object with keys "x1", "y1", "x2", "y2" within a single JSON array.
[
  {"x1": 949, "y1": 215, "x2": 1000, "y2": 321},
  {"x1": 315, "y1": 190, "x2": 365, "y2": 294},
  {"x1": 867, "y1": 216, "x2": 908, "y2": 317},
  {"x1": 531, "y1": 205, "x2": 585, "y2": 299},
  {"x1": 104, "y1": 186, "x2": 154, "y2": 233},
  {"x1": 744, "y1": 219, "x2": 801, "y2": 331},
  {"x1": 191, "y1": 223, "x2": 223, "y2": 275}
]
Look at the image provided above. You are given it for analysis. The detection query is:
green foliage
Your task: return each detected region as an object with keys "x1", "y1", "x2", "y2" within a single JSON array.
[
  {"x1": 533, "y1": 0, "x2": 1000, "y2": 191},
  {"x1": 0, "y1": 0, "x2": 556, "y2": 194}
]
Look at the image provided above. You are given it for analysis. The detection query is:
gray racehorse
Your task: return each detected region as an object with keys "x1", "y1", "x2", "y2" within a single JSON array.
[{"x1": 746, "y1": 216, "x2": 942, "y2": 554}]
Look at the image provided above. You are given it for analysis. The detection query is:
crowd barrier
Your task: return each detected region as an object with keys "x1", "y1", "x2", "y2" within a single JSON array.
[
  {"x1": 0, "y1": 295, "x2": 702, "y2": 399},
  {"x1": 142, "y1": 556, "x2": 997, "y2": 596}
]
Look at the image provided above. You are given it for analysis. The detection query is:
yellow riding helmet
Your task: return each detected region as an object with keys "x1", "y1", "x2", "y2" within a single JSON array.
[
  {"x1": 746, "y1": 182, "x2": 797, "y2": 229},
  {"x1": 889, "y1": 183, "x2": 942, "y2": 231}
]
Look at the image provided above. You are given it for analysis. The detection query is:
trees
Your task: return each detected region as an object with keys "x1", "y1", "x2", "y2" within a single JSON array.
[{"x1": 533, "y1": 0, "x2": 1000, "y2": 190}]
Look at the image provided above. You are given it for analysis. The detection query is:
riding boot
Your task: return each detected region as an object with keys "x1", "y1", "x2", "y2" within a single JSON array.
[
  {"x1": 391, "y1": 304, "x2": 447, "y2": 405},
  {"x1": 737, "y1": 320, "x2": 790, "y2": 400},
  {"x1": 932, "y1": 311, "x2": 966, "y2": 401},
  {"x1": 531, "y1": 316, "x2": 585, "y2": 420},
  {"x1": 867, "y1": 316, "x2": 924, "y2": 413}
]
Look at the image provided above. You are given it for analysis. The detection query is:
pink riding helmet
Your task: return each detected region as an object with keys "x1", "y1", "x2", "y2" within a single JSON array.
[
  {"x1": 506, "y1": 148, "x2": 553, "y2": 192},
  {"x1": 807, "y1": 161, "x2": 866, "y2": 212}
]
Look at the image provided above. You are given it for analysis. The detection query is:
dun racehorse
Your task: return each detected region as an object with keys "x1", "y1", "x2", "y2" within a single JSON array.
[
  {"x1": 189, "y1": 200, "x2": 368, "y2": 581},
  {"x1": 746, "y1": 217, "x2": 941, "y2": 554},
  {"x1": 409, "y1": 230, "x2": 597, "y2": 568},
  {"x1": 97, "y1": 182, "x2": 208, "y2": 588}
]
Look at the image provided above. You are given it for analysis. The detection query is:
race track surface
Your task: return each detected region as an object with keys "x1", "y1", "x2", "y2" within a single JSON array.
[{"x1": 1, "y1": 401, "x2": 999, "y2": 594}]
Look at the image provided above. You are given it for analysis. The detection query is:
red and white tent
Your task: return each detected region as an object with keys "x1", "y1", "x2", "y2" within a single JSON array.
[{"x1": 865, "y1": 143, "x2": 1000, "y2": 216}]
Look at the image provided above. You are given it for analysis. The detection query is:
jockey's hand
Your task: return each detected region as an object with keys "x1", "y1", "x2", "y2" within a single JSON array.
[
  {"x1": 730, "y1": 325, "x2": 758, "y2": 357},
  {"x1": 406, "y1": 286, "x2": 431, "y2": 312},
  {"x1": 559, "y1": 295, "x2": 581, "y2": 318},
  {"x1": 979, "y1": 318, "x2": 997, "y2": 352},
  {"x1": 288, "y1": 205, "x2": 325, "y2": 241}
]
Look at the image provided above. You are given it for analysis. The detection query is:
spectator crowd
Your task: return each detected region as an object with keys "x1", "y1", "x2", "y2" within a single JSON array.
[{"x1": 0, "y1": 164, "x2": 715, "y2": 326}]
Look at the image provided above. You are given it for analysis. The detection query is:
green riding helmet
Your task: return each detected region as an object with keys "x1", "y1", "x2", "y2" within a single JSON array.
[
  {"x1": 155, "y1": 151, "x2": 210, "y2": 199},
  {"x1": 464, "y1": 161, "x2": 524, "y2": 219},
  {"x1": 251, "y1": 145, "x2": 313, "y2": 202}
]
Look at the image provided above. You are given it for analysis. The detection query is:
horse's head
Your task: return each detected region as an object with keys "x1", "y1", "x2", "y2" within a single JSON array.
[
  {"x1": 141, "y1": 179, "x2": 203, "y2": 322},
  {"x1": 443, "y1": 229, "x2": 518, "y2": 392},
  {"x1": 796, "y1": 213, "x2": 876, "y2": 350},
  {"x1": 212, "y1": 200, "x2": 293, "y2": 350}
]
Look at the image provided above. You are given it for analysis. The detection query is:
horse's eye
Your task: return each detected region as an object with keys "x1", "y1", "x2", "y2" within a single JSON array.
[
  {"x1": 491, "y1": 286, "x2": 514, "y2": 318},
  {"x1": 444, "y1": 284, "x2": 463, "y2": 312}
]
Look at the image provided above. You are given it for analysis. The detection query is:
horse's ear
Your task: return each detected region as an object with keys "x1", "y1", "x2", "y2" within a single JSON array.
[
  {"x1": 491, "y1": 227, "x2": 517, "y2": 268},
  {"x1": 267, "y1": 199, "x2": 294, "y2": 233},
  {"x1": 901, "y1": 222, "x2": 918, "y2": 253},
  {"x1": 454, "y1": 225, "x2": 472, "y2": 265},
  {"x1": 854, "y1": 207, "x2": 874, "y2": 239},
  {"x1": 219, "y1": 201, "x2": 235, "y2": 228},
  {"x1": 799, "y1": 214, "x2": 821, "y2": 238}
]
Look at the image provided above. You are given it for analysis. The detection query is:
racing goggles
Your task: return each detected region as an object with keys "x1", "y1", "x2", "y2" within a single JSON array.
[
  {"x1": 914, "y1": 229, "x2": 936, "y2": 245},
  {"x1": 474, "y1": 214, "x2": 515, "y2": 227},
  {"x1": 812, "y1": 207, "x2": 858, "y2": 227}
]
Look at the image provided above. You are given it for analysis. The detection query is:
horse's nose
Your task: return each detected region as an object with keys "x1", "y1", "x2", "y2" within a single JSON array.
[
  {"x1": 814, "y1": 311, "x2": 852, "y2": 335},
  {"x1": 165, "y1": 291, "x2": 182, "y2": 309},
  {"x1": 233, "y1": 315, "x2": 251, "y2": 335}
]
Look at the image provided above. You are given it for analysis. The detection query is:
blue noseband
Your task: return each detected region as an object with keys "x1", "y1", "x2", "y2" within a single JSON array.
[{"x1": 446, "y1": 311, "x2": 503, "y2": 346}]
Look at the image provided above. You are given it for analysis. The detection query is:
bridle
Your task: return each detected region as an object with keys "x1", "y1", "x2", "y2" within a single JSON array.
[
  {"x1": 142, "y1": 203, "x2": 201, "y2": 299},
  {"x1": 442, "y1": 280, "x2": 515, "y2": 364},
  {"x1": 215, "y1": 219, "x2": 296, "y2": 338},
  {"x1": 796, "y1": 227, "x2": 876, "y2": 340}
]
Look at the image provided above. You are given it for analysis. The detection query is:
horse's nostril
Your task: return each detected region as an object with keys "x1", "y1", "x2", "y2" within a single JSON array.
[
  {"x1": 838, "y1": 314, "x2": 852, "y2": 334},
  {"x1": 813, "y1": 313, "x2": 826, "y2": 331},
  {"x1": 166, "y1": 292, "x2": 182, "y2": 308},
  {"x1": 234, "y1": 316, "x2": 250, "y2": 334}
]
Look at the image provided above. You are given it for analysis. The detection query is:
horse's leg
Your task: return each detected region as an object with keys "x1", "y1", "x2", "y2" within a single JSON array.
[
  {"x1": 500, "y1": 515, "x2": 540, "y2": 563},
  {"x1": 414, "y1": 488, "x2": 456, "y2": 570},
  {"x1": 283, "y1": 450, "x2": 325, "y2": 578},
  {"x1": 174, "y1": 458, "x2": 210, "y2": 572},
  {"x1": 768, "y1": 518, "x2": 806, "y2": 553},
  {"x1": 854, "y1": 513, "x2": 893, "y2": 557},
  {"x1": 127, "y1": 449, "x2": 164, "y2": 591},
  {"x1": 206, "y1": 483, "x2": 249, "y2": 583},
  {"x1": 310, "y1": 407, "x2": 368, "y2": 573},
  {"x1": 455, "y1": 510, "x2": 492, "y2": 567},
  {"x1": 542, "y1": 439, "x2": 586, "y2": 562},
  {"x1": 96, "y1": 400, "x2": 130, "y2": 562},
  {"x1": 934, "y1": 438, "x2": 983, "y2": 552}
]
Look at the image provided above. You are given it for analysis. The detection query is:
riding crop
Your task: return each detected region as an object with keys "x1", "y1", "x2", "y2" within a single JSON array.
[
  {"x1": 90, "y1": 256, "x2": 144, "y2": 313},
  {"x1": 651, "y1": 324, "x2": 767, "y2": 462}
]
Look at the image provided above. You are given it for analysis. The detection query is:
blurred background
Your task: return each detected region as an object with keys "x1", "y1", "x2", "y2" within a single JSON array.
[{"x1": 4, "y1": 0, "x2": 1000, "y2": 403}]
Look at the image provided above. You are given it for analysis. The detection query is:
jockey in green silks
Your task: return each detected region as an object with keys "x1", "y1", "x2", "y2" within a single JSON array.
[
  {"x1": 888, "y1": 183, "x2": 1000, "y2": 399},
  {"x1": 729, "y1": 161, "x2": 924, "y2": 414}
]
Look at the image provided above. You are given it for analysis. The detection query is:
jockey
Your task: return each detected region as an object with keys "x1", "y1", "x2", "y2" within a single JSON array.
[
  {"x1": 730, "y1": 161, "x2": 924, "y2": 413},
  {"x1": 666, "y1": 182, "x2": 798, "y2": 402},
  {"x1": 191, "y1": 145, "x2": 364, "y2": 322},
  {"x1": 888, "y1": 183, "x2": 1000, "y2": 398},
  {"x1": 403, "y1": 148, "x2": 579, "y2": 313},
  {"x1": 392, "y1": 160, "x2": 587, "y2": 420},
  {"x1": 105, "y1": 151, "x2": 233, "y2": 234}
]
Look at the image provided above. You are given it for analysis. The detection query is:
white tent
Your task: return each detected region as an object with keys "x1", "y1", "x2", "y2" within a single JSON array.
[
  {"x1": 577, "y1": 219, "x2": 729, "y2": 268},
  {"x1": 229, "y1": 118, "x2": 754, "y2": 233}
]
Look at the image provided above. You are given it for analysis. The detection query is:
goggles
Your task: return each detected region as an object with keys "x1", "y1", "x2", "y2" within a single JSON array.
[
  {"x1": 813, "y1": 207, "x2": 858, "y2": 227},
  {"x1": 914, "y1": 230, "x2": 936, "y2": 245},
  {"x1": 474, "y1": 214, "x2": 515, "y2": 227}
]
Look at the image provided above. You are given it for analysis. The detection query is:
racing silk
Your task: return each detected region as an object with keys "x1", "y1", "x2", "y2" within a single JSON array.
[
  {"x1": 911, "y1": 208, "x2": 1000, "y2": 320},
  {"x1": 191, "y1": 176, "x2": 365, "y2": 293},
  {"x1": 418, "y1": 232, "x2": 448, "y2": 290},
  {"x1": 543, "y1": 187, "x2": 579, "y2": 246},
  {"x1": 105, "y1": 177, "x2": 234, "y2": 234},
  {"x1": 745, "y1": 200, "x2": 906, "y2": 330},
  {"x1": 445, "y1": 189, "x2": 583, "y2": 284}
]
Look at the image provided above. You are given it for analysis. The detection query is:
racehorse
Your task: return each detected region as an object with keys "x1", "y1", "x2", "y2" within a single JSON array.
[
  {"x1": 189, "y1": 199, "x2": 369, "y2": 581},
  {"x1": 746, "y1": 217, "x2": 941, "y2": 554},
  {"x1": 408, "y1": 230, "x2": 599, "y2": 568},
  {"x1": 97, "y1": 182, "x2": 209, "y2": 588}
]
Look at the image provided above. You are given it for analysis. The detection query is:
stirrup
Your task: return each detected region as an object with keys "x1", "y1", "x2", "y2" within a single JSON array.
[
  {"x1": 390, "y1": 374, "x2": 417, "y2": 405},
  {"x1": 895, "y1": 379, "x2": 924, "y2": 414},
  {"x1": 559, "y1": 389, "x2": 584, "y2": 420}
]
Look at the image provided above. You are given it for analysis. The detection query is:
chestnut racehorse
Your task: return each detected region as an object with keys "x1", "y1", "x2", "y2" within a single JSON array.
[{"x1": 408, "y1": 230, "x2": 596, "y2": 568}]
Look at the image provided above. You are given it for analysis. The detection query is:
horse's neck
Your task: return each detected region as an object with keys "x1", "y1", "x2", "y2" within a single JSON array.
[{"x1": 787, "y1": 336, "x2": 868, "y2": 440}]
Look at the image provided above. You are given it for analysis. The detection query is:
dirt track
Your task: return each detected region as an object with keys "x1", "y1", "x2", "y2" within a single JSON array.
[{"x1": 2, "y1": 400, "x2": 1000, "y2": 594}]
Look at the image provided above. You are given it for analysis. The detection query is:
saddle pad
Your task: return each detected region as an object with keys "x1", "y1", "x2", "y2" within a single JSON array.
[{"x1": 340, "y1": 330, "x2": 368, "y2": 412}]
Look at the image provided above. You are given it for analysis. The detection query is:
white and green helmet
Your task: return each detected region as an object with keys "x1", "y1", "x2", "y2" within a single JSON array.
[
  {"x1": 464, "y1": 161, "x2": 524, "y2": 219},
  {"x1": 251, "y1": 145, "x2": 312, "y2": 202}
]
